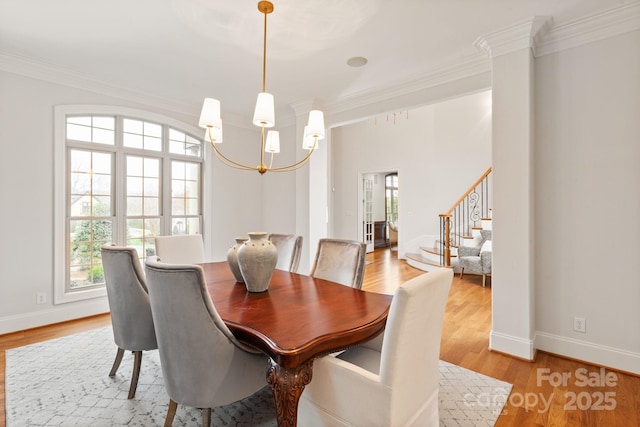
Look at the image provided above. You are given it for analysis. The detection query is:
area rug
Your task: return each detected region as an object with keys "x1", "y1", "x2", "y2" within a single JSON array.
[{"x1": 5, "y1": 327, "x2": 511, "y2": 426}]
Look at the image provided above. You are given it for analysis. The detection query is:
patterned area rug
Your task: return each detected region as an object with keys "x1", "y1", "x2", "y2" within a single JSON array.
[{"x1": 6, "y1": 327, "x2": 511, "y2": 426}]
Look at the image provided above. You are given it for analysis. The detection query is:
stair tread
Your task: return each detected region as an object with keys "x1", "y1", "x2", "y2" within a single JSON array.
[
  {"x1": 406, "y1": 253, "x2": 453, "y2": 268},
  {"x1": 419, "y1": 246, "x2": 457, "y2": 257}
]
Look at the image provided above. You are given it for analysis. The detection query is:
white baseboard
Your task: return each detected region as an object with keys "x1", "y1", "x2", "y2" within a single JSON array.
[
  {"x1": 535, "y1": 331, "x2": 640, "y2": 375},
  {"x1": 490, "y1": 330, "x2": 535, "y2": 360},
  {"x1": 0, "y1": 299, "x2": 109, "y2": 335}
]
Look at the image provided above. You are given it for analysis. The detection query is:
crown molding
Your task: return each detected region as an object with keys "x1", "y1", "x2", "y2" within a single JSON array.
[
  {"x1": 0, "y1": 52, "x2": 203, "y2": 118},
  {"x1": 324, "y1": 53, "x2": 491, "y2": 117},
  {"x1": 533, "y1": 1, "x2": 640, "y2": 57},
  {"x1": 473, "y1": 16, "x2": 553, "y2": 58}
]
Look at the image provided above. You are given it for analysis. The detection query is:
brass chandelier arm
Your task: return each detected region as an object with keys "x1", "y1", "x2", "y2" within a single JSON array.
[
  {"x1": 265, "y1": 138, "x2": 318, "y2": 172},
  {"x1": 207, "y1": 130, "x2": 318, "y2": 174},
  {"x1": 208, "y1": 133, "x2": 260, "y2": 171}
]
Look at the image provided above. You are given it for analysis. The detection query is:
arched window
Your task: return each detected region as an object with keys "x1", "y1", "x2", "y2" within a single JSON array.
[{"x1": 54, "y1": 106, "x2": 203, "y2": 303}]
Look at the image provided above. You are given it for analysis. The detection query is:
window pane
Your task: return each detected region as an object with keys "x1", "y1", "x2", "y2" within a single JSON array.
[
  {"x1": 123, "y1": 132, "x2": 143, "y2": 149},
  {"x1": 186, "y1": 198, "x2": 198, "y2": 215},
  {"x1": 128, "y1": 177, "x2": 143, "y2": 196},
  {"x1": 123, "y1": 119, "x2": 162, "y2": 151},
  {"x1": 92, "y1": 116, "x2": 115, "y2": 130},
  {"x1": 172, "y1": 198, "x2": 185, "y2": 215},
  {"x1": 93, "y1": 128, "x2": 114, "y2": 145},
  {"x1": 169, "y1": 128, "x2": 202, "y2": 157},
  {"x1": 92, "y1": 152, "x2": 111, "y2": 174},
  {"x1": 71, "y1": 173, "x2": 91, "y2": 196},
  {"x1": 172, "y1": 162, "x2": 185, "y2": 179},
  {"x1": 127, "y1": 196, "x2": 143, "y2": 216},
  {"x1": 67, "y1": 116, "x2": 115, "y2": 145},
  {"x1": 92, "y1": 174, "x2": 111, "y2": 195},
  {"x1": 67, "y1": 123, "x2": 92, "y2": 142},
  {"x1": 123, "y1": 118, "x2": 143, "y2": 134},
  {"x1": 144, "y1": 158, "x2": 159, "y2": 177},
  {"x1": 144, "y1": 197, "x2": 160, "y2": 216},
  {"x1": 127, "y1": 156, "x2": 143, "y2": 176},
  {"x1": 69, "y1": 218, "x2": 112, "y2": 289},
  {"x1": 144, "y1": 177, "x2": 159, "y2": 197}
]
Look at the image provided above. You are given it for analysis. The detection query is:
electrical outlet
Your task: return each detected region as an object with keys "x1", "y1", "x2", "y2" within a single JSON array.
[
  {"x1": 574, "y1": 316, "x2": 586, "y2": 333},
  {"x1": 36, "y1": 292, "x2": 46, "y2": 305}
]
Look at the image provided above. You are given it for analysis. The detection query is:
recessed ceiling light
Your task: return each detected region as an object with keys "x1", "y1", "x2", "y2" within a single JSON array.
[{"x1": 347, "y1": 56, "x2": 368, "y2": 67}]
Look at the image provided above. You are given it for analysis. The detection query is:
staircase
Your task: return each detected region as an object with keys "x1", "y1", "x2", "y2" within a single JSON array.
[{"x1": 406, "y1": 167, "x2": 492, "y2": 272}]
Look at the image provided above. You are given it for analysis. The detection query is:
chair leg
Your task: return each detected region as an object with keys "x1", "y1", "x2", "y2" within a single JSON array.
[
  {"x1": 482, "y1": 274, "x2": 486, "y2": 288},
  {"x1": 460, "y1": 268, "x2": 464, "y2": 279},
  {"x1": 164, "y1": 399, "x2": 178, "y2": 427},
  {"x1": 128, "y1": 350, "x2": 143, "y2": 399},
  {"x1": 202, "y1": 408, "x2": 211, "y2": 427},
  {"x1": 109, "y1": 347, "x2": 125, "y2": 377}
]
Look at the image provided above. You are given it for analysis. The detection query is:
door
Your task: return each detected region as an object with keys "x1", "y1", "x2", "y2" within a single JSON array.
[{"x1": 363, "y1": 175, "x2": 374, "y2": 253}]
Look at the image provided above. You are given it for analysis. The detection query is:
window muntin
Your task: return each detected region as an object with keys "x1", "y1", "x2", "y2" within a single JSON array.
[{"x1": 60, "y1": 111, "x2": 203, "y2": 299}]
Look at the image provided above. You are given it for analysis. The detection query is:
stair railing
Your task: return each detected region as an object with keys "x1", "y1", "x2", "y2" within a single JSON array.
[{"x1": 439, "y1": 167, "x2": 492, "y2": 266}]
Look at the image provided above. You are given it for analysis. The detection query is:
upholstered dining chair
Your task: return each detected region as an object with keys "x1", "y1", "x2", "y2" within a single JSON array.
[
  {"x1": 298, "y1": 268, "x2": 453, "y2": 427},
  {"x1": 310, "y1": 238, "x2": 367, "y2": 289},
  {"x1": 458, "y1": 229, "x2": 492, "y2": 287},
  {"x1": 268, "y1": 233, "x2": 303, "y2": 273},
  {"x1": 154, "y1": 234, "x2": 205, "y2": 264},
  {"x1": 144, "y1": 258, "x2": 269, "y2": 427},
  {"x1": 100, "y1": 244, "x2": 158, "y2": 399}
]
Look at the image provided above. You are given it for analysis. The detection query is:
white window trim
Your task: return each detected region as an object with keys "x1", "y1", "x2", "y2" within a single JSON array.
[{"x1": 54, "y1": 105, "x2": 208, "y2": 304}]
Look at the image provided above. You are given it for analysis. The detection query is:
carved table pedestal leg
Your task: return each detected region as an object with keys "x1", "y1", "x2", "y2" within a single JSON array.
[{"x1": 266, "y1": 359, "x2": 314, "y2": 427}]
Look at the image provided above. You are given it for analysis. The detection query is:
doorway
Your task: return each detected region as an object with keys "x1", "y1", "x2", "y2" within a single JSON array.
[{"x1": 358, "y1": 171, "x2": 398, "y2": 254}]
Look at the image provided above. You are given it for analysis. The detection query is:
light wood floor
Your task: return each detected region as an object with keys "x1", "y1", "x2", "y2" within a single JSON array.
[{"x1": 1, "y1": 248, "x2": 638, "y2": 426}]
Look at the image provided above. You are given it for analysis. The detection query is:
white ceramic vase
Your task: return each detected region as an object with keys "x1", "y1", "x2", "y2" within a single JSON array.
[
  {"x1": 237, "y1": 232, "x2": 278, "y2": 293},
  {"x1": 227, "y1": 237, "x2": 248, "y2": 283}
]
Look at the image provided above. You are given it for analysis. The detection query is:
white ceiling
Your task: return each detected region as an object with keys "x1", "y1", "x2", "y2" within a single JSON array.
[{"x1": 0, "y1": 0, "x2": 629, "y2": 124}]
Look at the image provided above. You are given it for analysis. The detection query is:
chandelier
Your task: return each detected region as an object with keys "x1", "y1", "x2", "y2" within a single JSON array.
[{"x1": 198, "y1": 1, "x2": 325, "y2": 175}]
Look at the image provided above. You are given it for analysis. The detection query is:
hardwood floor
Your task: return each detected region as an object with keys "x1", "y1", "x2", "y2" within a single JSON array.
[{"x1": 1, "y1": 248, "x2": 638, "y2": 426}]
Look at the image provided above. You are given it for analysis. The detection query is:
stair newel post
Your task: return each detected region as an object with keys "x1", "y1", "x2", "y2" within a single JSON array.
[{"x1": 440, "y1": 213, "x2": 453, "y2": 267}]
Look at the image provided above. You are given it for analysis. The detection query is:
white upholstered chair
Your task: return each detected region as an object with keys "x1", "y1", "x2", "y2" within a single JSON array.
[
  {"x1": 268, "y1": 233, "x2": 303, "y2": 273},
  {"x1": 154, "y1": 234, "x2": 205, "y2": 264},
  {"x1": 144, "y1": 258, "x2": 269, "y2": 427},
  {"x1": 100, "y1": 244, "x2": 158, "y2": 399},
  {"x1": 309, "y1": 238, "x2": 366, "y2": 289},
  {"x1": 298, "y1": 268, "x2": 453, "y2": 427}
]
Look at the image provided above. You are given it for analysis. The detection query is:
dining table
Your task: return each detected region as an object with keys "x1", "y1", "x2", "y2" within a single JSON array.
[{"x1": 200, "y1": 261, "x2": 393, "y2": 427}]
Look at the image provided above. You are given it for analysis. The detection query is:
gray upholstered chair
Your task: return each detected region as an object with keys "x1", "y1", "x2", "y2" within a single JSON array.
[
  {"x1": 100, "y1": 244, "x2": 158, "y2": 399},
  {"x1": 154, "y1": 234, "x2": 205, "y2": 264},
  {"x1": 458, "y1": 229, "x2": 492, "y2": 287},
  {"x1": 298, "y1": 268, "x2": 453, "y2": 427},
  {"x1": 310, "y1": 238, "x2": 366, "y2": 289},
  {"x1": 144, "y1": 258, "x2": 269, "y2": 427},
  {"x1": 268, "y1": 233, "x2": 303, "y2": 273}
]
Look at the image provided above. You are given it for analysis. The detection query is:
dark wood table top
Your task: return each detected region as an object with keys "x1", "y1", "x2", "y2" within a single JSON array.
[{"x1": 201, "y1": 261, "x2": 393, "y2": 368}]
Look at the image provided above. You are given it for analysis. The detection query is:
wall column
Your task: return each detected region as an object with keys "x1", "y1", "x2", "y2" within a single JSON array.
[{"x1": 474, "y1": 17, "x2": 550, "y2": 359}]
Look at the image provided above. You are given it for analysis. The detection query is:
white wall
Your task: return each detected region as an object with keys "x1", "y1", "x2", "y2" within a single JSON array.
[
  {"x1": 0, "y1": 70, "x2": 296, "y2": 333},
  {"x1": 533, "y1": 30, "x2": 640, "y2": 372},
  {"x1": 330, "y1": 90, "x2": 493, "y2": 256}
]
